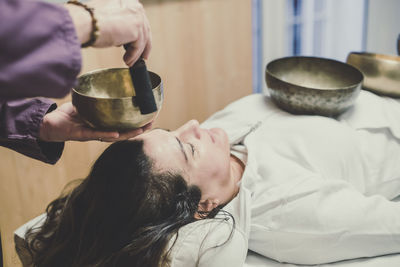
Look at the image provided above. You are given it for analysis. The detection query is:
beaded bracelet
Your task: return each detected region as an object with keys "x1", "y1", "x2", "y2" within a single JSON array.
[{"x1": 67, "y1": 0, "x2": 99, "y2": 48}]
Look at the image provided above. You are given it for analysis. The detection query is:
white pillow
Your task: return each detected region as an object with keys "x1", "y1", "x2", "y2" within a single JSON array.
[
  {"x1": 168, "y1": 218, "x2": 247, "y2": 267},
  {"x1": 14, "y1": 215, "x2": 247, "y2": 267}
]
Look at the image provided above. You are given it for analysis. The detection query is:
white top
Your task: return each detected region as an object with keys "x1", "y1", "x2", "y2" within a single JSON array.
[{"x1": 195, "y1": 90, "x2": 400, "y2": 265}]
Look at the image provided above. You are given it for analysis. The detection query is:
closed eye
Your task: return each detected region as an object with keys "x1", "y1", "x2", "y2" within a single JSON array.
[{"x1": 188, "y1": 143, "x2": 195, "y2": 156}]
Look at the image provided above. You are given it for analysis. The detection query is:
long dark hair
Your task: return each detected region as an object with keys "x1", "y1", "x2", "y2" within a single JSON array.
[{"x1": 25, "y1": 139, "x2": 224, "y2": 267}]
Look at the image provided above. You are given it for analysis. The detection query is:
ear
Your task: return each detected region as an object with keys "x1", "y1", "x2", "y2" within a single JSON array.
[{"x1": 195, "y1": 199, "x2": 220, "y2": 219}]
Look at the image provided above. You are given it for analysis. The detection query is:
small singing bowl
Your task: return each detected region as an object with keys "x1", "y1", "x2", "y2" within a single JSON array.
[
  {"x1": 265, "y1": 56, "x2": 363, "y2": 117},
  {"x1": 346, "y1": 52, "x2": 400, "y2": 98},
  {"x1": 72, "y1": 68, "x2": 163, "y2": 131}
]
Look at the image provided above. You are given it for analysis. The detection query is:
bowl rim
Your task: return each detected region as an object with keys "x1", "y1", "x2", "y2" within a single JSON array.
[
  {"x1": 72, "y1": 67, "x2": 162, "y2": 100},
  {"x1": 266, "y1": 56, "x2": 364, "y2": 91},
  {"x1": 347, "y1": 51, "x2": 400, "y2": 63}
]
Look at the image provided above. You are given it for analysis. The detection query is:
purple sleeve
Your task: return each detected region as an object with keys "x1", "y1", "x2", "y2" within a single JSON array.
[
  {"x1": 0, "y1": 0, "x2": 83, "y2": 163},
  {"x1": 0, "y1": 98, "x2": 64, "y2": 164},
  {"x1": 0, "y1": 0, "x2": 82, "y2": 98}
]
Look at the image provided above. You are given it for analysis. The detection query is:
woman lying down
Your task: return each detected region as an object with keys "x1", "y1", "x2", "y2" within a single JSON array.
[{"x1": 25, "y1": 90, "x2": 400, "y2": 267}]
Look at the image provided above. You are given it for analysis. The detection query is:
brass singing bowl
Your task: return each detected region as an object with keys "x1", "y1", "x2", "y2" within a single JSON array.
[
  {"x1": 72, "y1": 68, "x2": 163, "y2": 131},
  {"x1": 265, "y1": 56, "x2": 363, "y2": 117},
  {"x1": 347, "y1": 52, "x2": 400, "y2": 98}
]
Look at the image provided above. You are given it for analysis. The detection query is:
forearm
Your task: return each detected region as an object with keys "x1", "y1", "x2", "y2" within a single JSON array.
[
  {"x1": 0, "y1": 98, "x2": 64, "y2": 164},
  {"x1": 0, "y1": 0, "x2": 82, "y2": 99},
  {"x1": 64, "y1": 2, "x2": 92, "y2": 45}
]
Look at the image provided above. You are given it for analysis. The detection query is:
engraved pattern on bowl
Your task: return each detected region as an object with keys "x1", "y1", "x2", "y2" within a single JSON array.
[{"x1": 265, "y1": 56, "x2": 363, "y2": 117}]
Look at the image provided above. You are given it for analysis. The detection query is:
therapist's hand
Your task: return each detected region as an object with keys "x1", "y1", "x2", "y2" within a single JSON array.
[
  {"x1": 39, "y1": 102, "x2": 152, "y2": 142},
  {"x1": 66, "y1": 0, "x2": 152, "y2": 66}
]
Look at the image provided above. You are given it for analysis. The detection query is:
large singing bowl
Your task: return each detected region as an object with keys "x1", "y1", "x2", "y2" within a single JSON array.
[
  {"x1": 265, "y1": 56, "x2": 363, "y2": 117},
  {"x1": 346, "y1": 52, "x2": 400, "y2": 98},
  {"x1": 72, "y1": 68, "x2": 163, "y2": 131}
]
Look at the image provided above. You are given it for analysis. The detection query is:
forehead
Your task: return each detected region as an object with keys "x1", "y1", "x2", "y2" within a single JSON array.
[
  {"x1": 137, "y1": 129, "x2": 187, "y2": 172},
  {"x1": 139, "y1": 128, "x2": 174, "y2": 147}
]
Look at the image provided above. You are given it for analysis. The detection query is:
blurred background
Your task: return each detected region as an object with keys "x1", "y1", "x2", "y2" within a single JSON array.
[
  {"x1": 0, "y1": 0, "x2": 399, "y2": 266},
  {"x1": 253, "y1": 0, "x2": 400, "y2": 93}
]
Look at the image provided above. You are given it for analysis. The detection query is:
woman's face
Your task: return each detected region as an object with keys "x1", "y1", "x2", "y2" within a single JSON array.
[{"x1": 138, "y1": 120, "x2": 232, "y2": 202}]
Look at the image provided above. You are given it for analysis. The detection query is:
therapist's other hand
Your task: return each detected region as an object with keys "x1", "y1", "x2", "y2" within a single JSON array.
[
  {"x1": 39, "y1": 102, "x2": 152, "y2": 142},
  {"x1": 66, "y1": 0, "x2": 152, "y2": 66}
]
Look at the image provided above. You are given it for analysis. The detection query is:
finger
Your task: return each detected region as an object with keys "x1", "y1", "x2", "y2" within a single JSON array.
[
  {"x1": 116, "y1": 128, "x2": 144, "y2": 140},
  {"x1": 58, "y1": 102, "x2": 75, "y2": 113},
  {"x1": 141, "y1": 15, "x2": 152, "y2": 60},
  {"x1": 141, "y1": 39, "x2": 152, "y2": 60},
  {"x1": 130, "y1": 44, "x2": 145, "y2": 66},
  {"x1": 95, "y1": 128, "x2": 144, "y2": 142},
  {"x1": 123, "y1": 43, "x2": 142, "y2": 67},
  {"x1": 123, "y1": 45, "x2": 136, "y2": 65},
  {"x1": 74, "y1": 128, "x2": 120, "y2": 142},
  {"x1": 126, "y1": 29, "x2": 146, "y2": 66},
  {"x1": 141, "y1": 28, "x2": 152, "y2": 60},
  {"x1": 142, "y1": 122, "x2": 153, "y2": 131},
  {"x1": 126, "y1": 45, "x2": 142, "y2": 66}
]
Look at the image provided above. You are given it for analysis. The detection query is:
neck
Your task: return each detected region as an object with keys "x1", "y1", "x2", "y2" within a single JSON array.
[{"x1": 228, "y1": 154, "x2": 245, "y2": 201}]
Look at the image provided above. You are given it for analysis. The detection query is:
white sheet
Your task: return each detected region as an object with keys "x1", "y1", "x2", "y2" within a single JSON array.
[
  {"x1": 245, "y1": 196, "x2": 400, "y2": 267},
  {"x1": 244, "y1": 250, "x2": 400, "y2": 267}
]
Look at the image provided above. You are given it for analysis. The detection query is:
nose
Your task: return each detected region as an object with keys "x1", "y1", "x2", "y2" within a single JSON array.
[{"x1": 176, "y1": 120, "x2": 201, "y2": 139}]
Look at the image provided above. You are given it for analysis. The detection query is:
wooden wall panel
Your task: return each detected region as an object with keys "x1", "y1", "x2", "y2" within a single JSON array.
[{"x1": 0, "y1": 0, "x2": 252, "y2": 266}]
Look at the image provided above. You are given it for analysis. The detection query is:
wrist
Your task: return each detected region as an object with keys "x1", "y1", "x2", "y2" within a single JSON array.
[
  {"x1": 65, "y1": 0, "x2": 100, "y2": 48},
  {"x1": 39, "y1": 114, "x2": 51, "y2": 142},
  {"x1": 64, "y1": 3, "x2": 92, "y2": 45}
]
